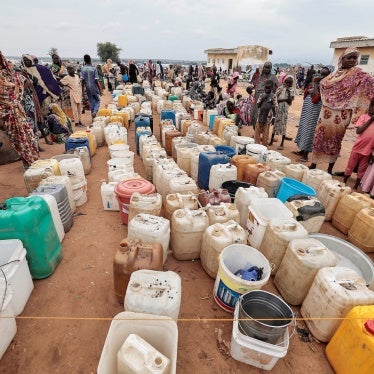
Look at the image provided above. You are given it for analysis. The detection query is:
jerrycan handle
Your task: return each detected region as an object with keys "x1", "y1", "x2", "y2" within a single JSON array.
[
  {"x1": 297, "y1": 246, "x2": 324, "y2": 256},
  {"x1": 128, "y1": 245, "x2": 139, "y2": 264},
  {"x1": 0, "y1": 202, "x2": 7, "y2": 210},
  {"x1": 225, "y1": 222, "x2": 239, "y2": 231},
  {"x1": 281, "y1": 223, "x2": 297, "y2": 231}
]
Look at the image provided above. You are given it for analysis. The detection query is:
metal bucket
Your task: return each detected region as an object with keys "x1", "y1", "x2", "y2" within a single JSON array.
[{"x1": 238, "y1": 290, "x2": 294, "y2": 344}]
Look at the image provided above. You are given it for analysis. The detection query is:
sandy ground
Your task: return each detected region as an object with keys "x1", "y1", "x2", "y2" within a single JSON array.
[{"x1": 0, "y1": 81, "x2": 372, "y2": 374}]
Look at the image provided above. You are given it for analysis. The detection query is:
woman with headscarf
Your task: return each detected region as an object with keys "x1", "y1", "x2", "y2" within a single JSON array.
[
  {"x1": 293, "y1": 66, "x2": 331, "y2": 162},
  {"x1": 50, "y1": 54, "x2": 67, "y2": 79},
  {"x1": 148, "y1": 60, "x2": 155, "y2": 86},
  {"x1": 128, "y1": 60, "x2": 139, "y2": 84},
  {"x1": 16, "y1": 67, "x2": 51, "y2": 148},
  {"x1": 96, "y1": 64, "x2": 105, "y2": 92},
  {"x1": 0, "y1": 51, "x2": 39, "y2": 169},
  {"x1": 309, "y1": 47, "x2": 374, "y2": 174},
  {"x1": 250, "y1": 61, "x2": 279, "y2": 127},
  {"x1": 103, "y1": 59, "x2": 115, "y2": 92},
  {"x1": 227, "y1": 71, "x2": 240, "y2": 98},
  {"x1": 269, "y1": 75, "x2": 295, "y2": 150},
  {"x1": 22, "y1": 54, "x2": 61, "y2": 122},
  {"x1": 223, "y1": 98, "x2": 241, "y2": 126},
  {"x1": 50, "y1": 53, "x2": 70, "y2": 113},
  {"x1": 47, "y1": 103, "x2": 72, "y2": 143}
]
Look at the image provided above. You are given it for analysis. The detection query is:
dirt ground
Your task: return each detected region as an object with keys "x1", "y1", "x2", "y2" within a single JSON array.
[{"x1": 0, "y1": 81, "x2": 372, "y2": 374}]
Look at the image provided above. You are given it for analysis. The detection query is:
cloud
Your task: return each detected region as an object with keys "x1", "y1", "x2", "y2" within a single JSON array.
[
  {"x1": 55, "y1": 22, "x2": 78, "y2": 30},
  {"x1": 101, "y1": 21, "x2": 121, "y2": 31}
]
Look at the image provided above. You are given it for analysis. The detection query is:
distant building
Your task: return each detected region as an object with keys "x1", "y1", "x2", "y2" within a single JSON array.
[
  {"x1": 204, "y1": 45, "x2": 272, "y2": 73},
  {"x1": 330, "y1": 36, "x2": 374, "y2": 74}
]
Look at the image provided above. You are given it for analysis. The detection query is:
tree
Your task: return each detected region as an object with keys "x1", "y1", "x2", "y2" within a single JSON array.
[
  {"x1": 48, "y1": 47, "x2": 58, "y2": 57},
  {"x1": 97, "y1": 42, "x2": 122, "y2": 62}
]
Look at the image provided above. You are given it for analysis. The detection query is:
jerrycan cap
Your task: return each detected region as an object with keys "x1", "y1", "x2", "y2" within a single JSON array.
[{"x1": 364, "y1": 320, "x2": 374, "y2": 335}]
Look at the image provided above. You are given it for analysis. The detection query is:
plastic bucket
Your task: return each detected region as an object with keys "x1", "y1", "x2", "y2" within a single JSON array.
[
  {"x1": 70, "y1": 175, "x2": 88, "y2": 207},
  {"x1": 221, "y1": 180, "x2": 252, "y2": 202},
  {"x1": 213, "y1": 244, "x2": 271, "y2": 313},
  {"x1": 276, "y1": 177, "x2": 315, "y2": 203},
  {"x1": 215, "y1": 145, "x2": 236, "y2": 159},
  {"x1": 231, "y1": 302, "x2": 289, "y2": 370},
  {"x1": 114, "y1": 178, "x2": 155, "y2": 224},
  {"x1": 238, "y1": 290, "x2": 294, "y2": 344}
]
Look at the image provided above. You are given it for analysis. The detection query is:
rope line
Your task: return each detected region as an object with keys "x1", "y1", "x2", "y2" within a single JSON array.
[{"x1": 0, "y1": 315, "x2": 370, "y2": 322}]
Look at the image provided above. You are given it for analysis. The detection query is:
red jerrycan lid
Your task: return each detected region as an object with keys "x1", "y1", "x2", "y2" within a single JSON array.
[{"x1": 364, "y1": 320, "x2": 374, "y2": 335}]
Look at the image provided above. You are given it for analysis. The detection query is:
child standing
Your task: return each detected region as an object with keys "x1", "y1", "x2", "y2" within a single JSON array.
[
  {"x1": 269, "y1": 75, "x2": 295, "y2": 150},
  {"x1": 60, "y1": 66, "x2": 83, "y2": 127},
  {"x1": 343, "y1": 98, "x2": 374, "y2": 191},
  {"x1": 238, "y1": 86, "x2": 255, "y2": 127},
  {"x1": 361, "y1": 151, "x2": 374, "y2": 198},
  {"x1": 255, "y1": 80, "x2": 278, "y2": 146}
]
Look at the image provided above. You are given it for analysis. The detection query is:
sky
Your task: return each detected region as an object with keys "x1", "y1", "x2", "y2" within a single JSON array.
[{"x1": 1, "y1": 0, "x2": 374, "y2": 65}]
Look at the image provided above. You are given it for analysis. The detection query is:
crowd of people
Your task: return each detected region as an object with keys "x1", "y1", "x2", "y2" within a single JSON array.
[
  {"x1": 1, "y1": 47, "x2": 373, "y2": 196},
  {"x1": 198, "y1": 49, "x2": 374, "y2": 195}
]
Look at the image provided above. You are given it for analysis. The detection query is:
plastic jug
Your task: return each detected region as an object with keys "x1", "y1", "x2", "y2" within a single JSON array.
[
  {"x1": 128, "y1": 193, "x2": 162, "y2": 223},
  {"x1": 230, "y1": 136, "x2": 255, "y2": 155},
  {"x1": 316, "y1": 180, "x2": 351, "y2": 221},
  {"x1": 24, "y1": 166, "x2": 54, "y2": 193},
  {"x1": 113, "y1": 238, "x2": 163, "y2": 303},
  {"x1": 302, "y1": 168, "x2": 332, "y2": 191},
  {"x1": 332, "y1": 192, "x2": 373, "y2": 234},
  {"x1": 274, "y1": 238, "x2": 337, "y2": 305},
  {"x1": 259, "y1": 218, "x2": 309, "y2": 275},
  {"x1": 285, "y1": 195, "x2": 325, "y2": 233},
  {"x1": 209, "y1": 163, "x2": 237, "y2": 191},
  {"x1": 201, "y1": 221, "x2": 247, "y2": 278},
  {"x1": 124, "y1": 270, "x2": 181, "y2": 319},
  {"x1": 348, "y1": 207, "x2": 374, "y2": 253},
  {"x1": 326, "y1": 305, "x2": 374, "y2": 374},
  {"x1": 164, "y1": 192, "x2": 198, "y2": 220},
  {"x1": 301, "y1": 267, "x2": 374, "y2": 342},
  {"x1": 198, "y1": 152, "x2": 230, "y2": 190},
  {"x1": 206, "y1": 203, "x2": 240, "y2": 226},
  {"x1": 128, "y1": 214, "x2": 170, "y2": 264},
  {"x1": 101, "y1": 182, "x2": 120, "y2": 211},
  {"x1": 234, "y1": 186, "x2": 268, "y2": 229},
  {"x1": 231, "y1": 155, "x2": 257, "y2": 181},
  {"x1": 247, "y1": 198, "x2": 293, "y2": 249},
  {"x1": 256, "y1": 170, "x2": 285, "y2": 198},
  {"x1": 171, "y1": 208, "x2": 209, "y2": 260},
  {"x1": 39, "y1": 175, "x2": 76, "y2": 213},
  {"x1": 168, "y1": 175, "x2": 198, "y2": 197},
  {"x1": 243, "y1": 163, "x2": 271, "y2": 185},
  {"x1": 0, "y1": 196, "x2": 62, "y2": 279},
  {"x1": 74, "y1": 146, "x2": 91, "y2": 175},
  {"x1": 267, "y1": 155, "x2": 291, "y2": 173},
  {"x1": 284, "y1": 163, "x2": 309, "y2": 181},
  {"x1": 117, "y1": 334, "x2": 170, "y2": 374}
]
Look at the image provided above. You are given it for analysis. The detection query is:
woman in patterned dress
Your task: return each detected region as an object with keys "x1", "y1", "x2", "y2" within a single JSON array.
[
  {"x1": 309, "y1": 47, "x2": 374, "y2": 174},
  {"x1": 0, "y1": 51, "x2": 39, "y2": 169},
  {"x1": 269, "y1": 75, "x2": 295, "y2": 150}
]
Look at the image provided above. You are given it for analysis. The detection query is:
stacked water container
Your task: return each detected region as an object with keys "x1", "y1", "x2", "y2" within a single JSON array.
[
  {"x1": 104, "y1": 122, "x2": 128, "y2": 146},
  {"x1": 58, "y1": 156, "x2": 88, "y2": 207},
  {"x1": 23, "y1": 158, "x2": 60, "y2": 192},
  {"x1": 30, "y1": 184, "x2": 73, "y2": 237},
  {"x1": 107, "y1": 155, "x2": 137, "y2": 184},
  {"x1": 0, "y1": 239, "x2": 34, "y2": 359}
]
